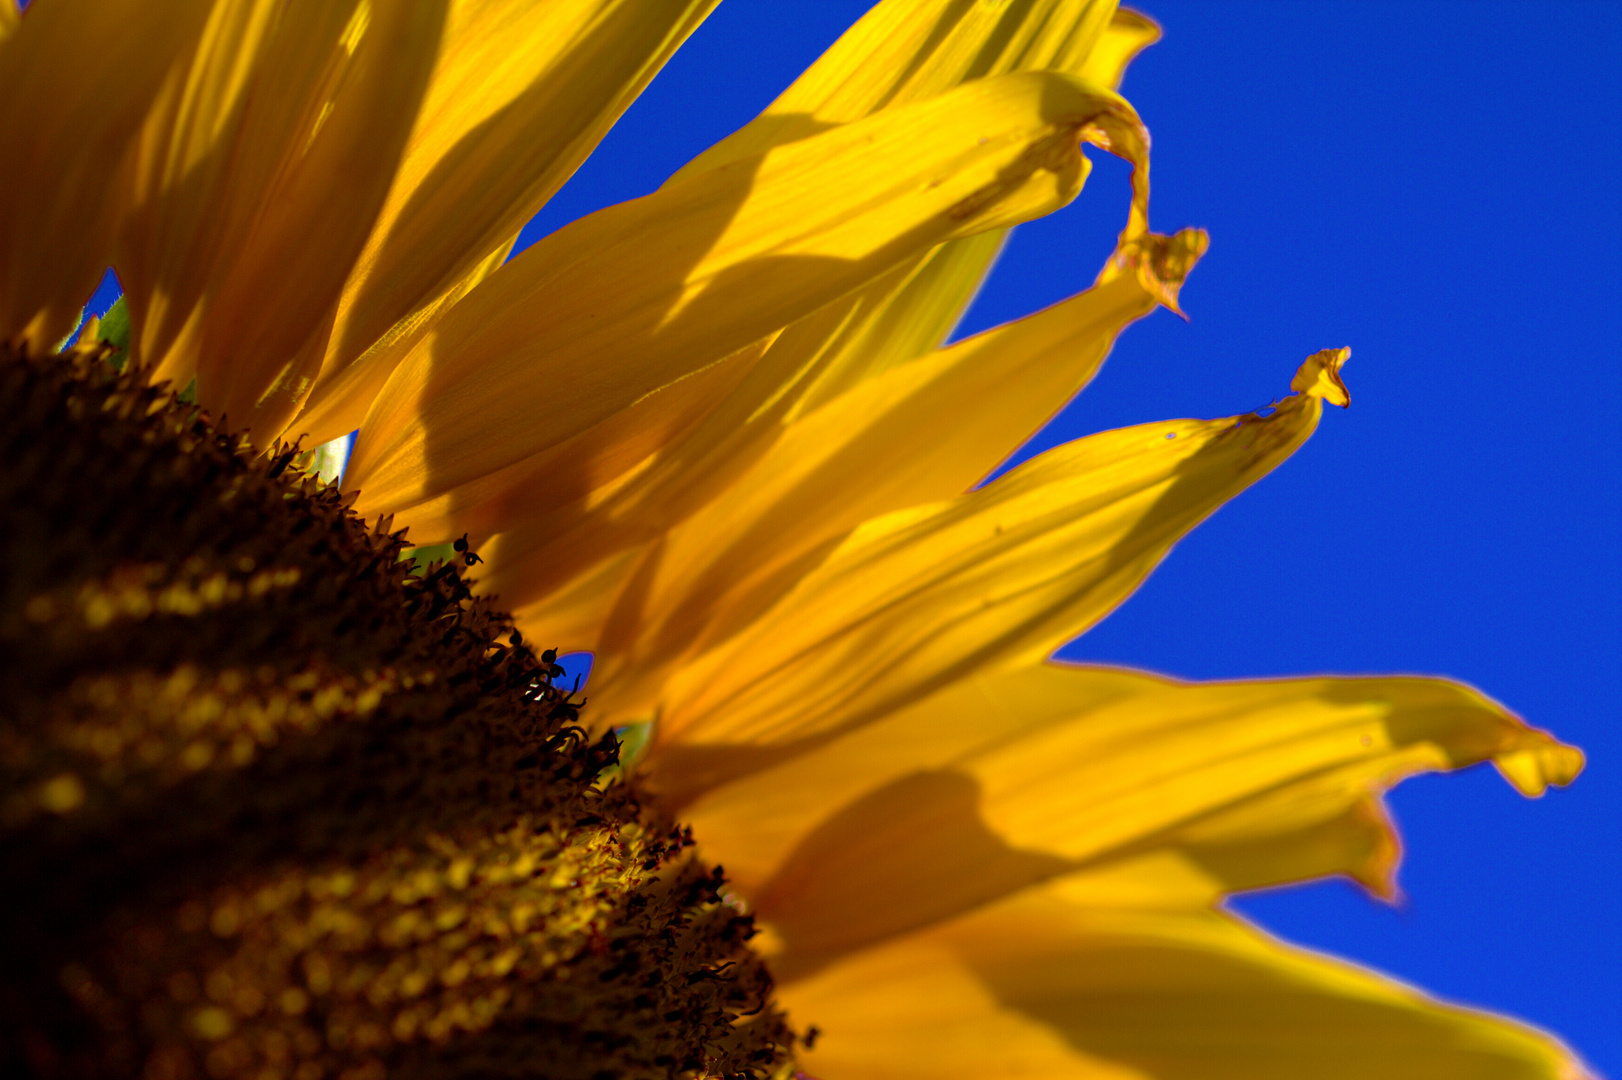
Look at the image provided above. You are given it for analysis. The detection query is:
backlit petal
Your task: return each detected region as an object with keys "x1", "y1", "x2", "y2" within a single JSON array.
[
  {"x1": 117, "y1": 0, "x2": 447, "y2": 437},
  {"x1": 1291, "y1": 345, "x2": 1353, "y2": 407},
  {"x1": 386, "y1": 0, "x2": 1158, "y2": 552},
  {"x1": 679, "y1": 662, "x2": 1578, "y2": 974},
  {"x1": 673, "y1": 0, "x2": 1152, "y2": 243},
  {"x1": 484, "y1": 230, "x2": 1204, "y2": 704},
  {"x1": 632, "y1": 359, "x2": 1327, "y2": 747},
  {"x1": 1076, "y1": 6, "x2": 1161, "y2": 91},
  {"x1": 288, "y1": 0, "x2": 718, "y2": 444},
  {"x1": 673, "y1": 0, "x2": 1118, "y2": 179},
  {"x1": 347, "y1": 70, "x2": 1141, "y2": 518},
  {"x1": 783, "y1": 876, "x2": 1591, "y2": 1080},
  {"x1": 0, "y1": 0, "x2": 218, "y2": 350},
  {"x1": 653, "y1": 0, "x2": 1153, "y2": 431}
]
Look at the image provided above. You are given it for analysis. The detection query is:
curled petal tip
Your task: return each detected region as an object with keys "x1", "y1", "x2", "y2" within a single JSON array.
[
  {"x1": 1495, "y1": 738, "x2": 1586, "y2": 797},
  {"x1": 1142, "y1": 227, "x2": 1209, "y2": 317},
  {"x1": 1290, "y1": 346, "x2": 1352, "y2": 407},
  {"x1": 1098, "y1": 227, "x2": 1209, "y2": 317}
]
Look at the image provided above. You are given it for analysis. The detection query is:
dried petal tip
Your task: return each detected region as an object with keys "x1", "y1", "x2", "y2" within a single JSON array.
[
  {"x1": 1495, "y1": 736, "x2": 1586, "y2": 798},
  {"x1": 1290, "y1": 346, "x2": 1351, "y2": 407},
  {"x1": 1101, "y1": 227, "x2": 1209, "y2": 318}
]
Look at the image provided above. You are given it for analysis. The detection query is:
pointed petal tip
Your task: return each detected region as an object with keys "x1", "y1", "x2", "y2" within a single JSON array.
[
  {"x1": 1116, "y1": 6, "x2": 1163, "y2": 38},
  {"x1": 1291, "y1": 346, "x2": 1352, "y2": 407},
  {"x1": 1345, "y1": 794, "x2": 1405, "y2": 903}
]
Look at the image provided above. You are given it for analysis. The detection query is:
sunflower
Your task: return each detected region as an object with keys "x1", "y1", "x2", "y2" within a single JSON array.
[{"x1": 0, "y1": 1, "x2": 1591, "y2": 1079}]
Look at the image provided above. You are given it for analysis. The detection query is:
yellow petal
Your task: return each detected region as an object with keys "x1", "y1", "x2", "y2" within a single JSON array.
[
  {"x1": 1291, "y1": 344, "x2": 1352, "y2": 406},
  {"x1": 0, "y1": 0, "x2": 218, "y2": 351},
  {"x1": 623, "y1": 0, "x2": 1146, "y2": 475},
  {"x1": 482, "y1": 228, "x2": 1201, "y2": 671},
  {"x1": 783, "y1": 877, "x2": 1592, "y2": 1080},
  {"x1": 774, "y1": 227, "x2": 1011, "y2": 419},
  {"x1": 1076, "y1": 6, "x2": 1162, "y2": 91},
  {"x1": 371, "y1": 231, "x2": 998, "y2": 547},
  {"x1": 673, "y1": 0, "x2": 1119, "y2": 180},
  {"x1": 633, "y1": 357, "x2": 1330, "y2": 748},
  {"x1": 459, "y1": 239, "x2": 1003, "y2": 639},
  {"x1": 364, "y1": 0, "x2": 1161, "y2": 539},
  {"x1": 462, "y1": 232, "x2": 1008, "y2": 568},
  {"x1": 394, "y1": 332, "x2": 778, "y2": 548},
  {"x1": 0, "y1": 1, "x2": 18, "y2": 44},
  {"x1": 287, "y1": 0, "x2": 718, "y2": 445},
  {"x1": 672, "y1": 660, "x2": 1579, "y2": 975},
  {"x1": 117, "y1": 0, "x2": 446, "y2": 438},
  {"x1": 347, "y1": 70, "x2": 1142, "y2": 518},
  {"x1": 653, "y1": 0, "x2": 1154, "y2": 427}
]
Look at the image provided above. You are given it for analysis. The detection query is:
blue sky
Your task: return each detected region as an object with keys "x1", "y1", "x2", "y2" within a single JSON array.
[
  {"x1": 512, "y1": 1, "x2": 1622, "y2": 1070},
  {"x1": 73, "y1": 0, "x2": 1619, "y2": 1071}
]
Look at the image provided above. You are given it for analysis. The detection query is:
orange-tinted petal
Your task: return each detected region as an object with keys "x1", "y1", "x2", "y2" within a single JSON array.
[
  {"x1": 0, "y1": 0, "x2": 217, "y2": 351},
  {"x1": 288, "y1": 0, "x2": 718, "y2": 444},
  {"x1": 119, "y1": 0, "x2": 447, "y2": 437},
  {"x1": 346, "y1": 70, "x2": 1141, "y2": 520}
]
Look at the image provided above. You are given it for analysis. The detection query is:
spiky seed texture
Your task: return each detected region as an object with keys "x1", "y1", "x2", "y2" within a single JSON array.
[{"x1": 0, "y1": 343, "x2": 797, "y2": 1080}]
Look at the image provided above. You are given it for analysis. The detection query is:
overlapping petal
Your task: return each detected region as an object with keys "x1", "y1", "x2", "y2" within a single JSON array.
[
  {"x1": 288, "y1": 0, "x2": 720, "y2": 444},
  {"x1": 673, "y1": 0, "x2": 1119, "y2": 177},
  {"x1": 116, "y1": 0, "x2": 447, "y2": 436},
  {"x1": 478, "y1": 228, "x2": 1204, "y2": 661},
  {"x1": 351, "y1": 0, "x2": 1161, "y2": 548},
  {"x1": 1077, "y1": 6, "x2": 1161, "y2": 91},
  {"x1": 782, "y1": 870, "x2": 1590, "y2": 1080},
  {"x1": 0, "y1": 0, "x2": 225, "y2": 352},
  {"x1": 2, "y1": 0, "x2": 714, "y2": 446},
  {"x1": 1, "y1": 0, "x2": 1590, "y2": 1072},
  {"x1": 346, "y1": 70, "x2": 1143, "y2": 518},
  {"x1": 397, "y1": 7, "x2": 1175, "y2": 754},
  {"x1": 673, "y1": 660, "x2": 1579, "y2": 976},
  {"x1": 607, "y1": 355, "x2": 1338, "y2": 748}
]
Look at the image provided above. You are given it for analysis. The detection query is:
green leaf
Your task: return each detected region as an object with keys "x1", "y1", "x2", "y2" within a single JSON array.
[{"x1": 97, "y1": 296, "x2": 131, "y2": 369}]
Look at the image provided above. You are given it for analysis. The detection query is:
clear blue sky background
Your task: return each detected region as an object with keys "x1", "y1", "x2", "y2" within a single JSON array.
[{"x1": 72, "y1": 0, "x2": 1617, "y2": 1071}]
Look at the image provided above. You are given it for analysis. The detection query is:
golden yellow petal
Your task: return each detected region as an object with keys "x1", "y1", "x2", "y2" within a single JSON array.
[
  {"x1": 638, "y1": 360, "x2": 1326, "y2": 748},
  {"x1": 371, "y1": 332, "x2": 778, "y2": 554},
  {"x1": 462, "y1": 235, "x2": 1006, "y2": 572},
  {"x1": 783, "y1": 879, "x2": 1593, "y2": 1080},
  {"x1": 674, "y1": 660, "x2": 1578, "y2": 975},
  {"x1": 786, "y1": 929, "x2": 1130, "y2": 1080},
  {"x1": 1291, "y1": 344, "x2": 1353, "y2": 406},
  {"x1": 1076, "y1": 6, "x2": 1162, "y2": 91},
  {"x1": 366, "y1": 2, "x2": 1161, "y2": 545},
  {"x1": 287, "y1": 0, "x2": 718, "y2": 445},
  {"x1": 0, "y1": 0, "x2": 218, "y2": 351},
  {"x1": 663, "y1": 0, "x2": 1157, "y2": 409},
  {"x1": 0, "y1": 0, "x2": 18, "y2": 44},
  {"x1": 673, "y1": 0, "x2": 1119, "y2": 180},
  {"x1": 776, "y1": 228, "x2": 1011, "y2": 419},
  {"x1": 480, "y1": 227, "x2": 1199, "y2": 680},
  {"x1": 614, "y1": 0, "x2": 1148, "y2": 498},
  {"x1": 471, "y1": 179, "x2": 1186, "y2": 658},
  {"x1": 117, "y1": 0, "x2": 446, "y2": 438},
  {"x1": 347, "y1": 70, "x2": 1141, "y2": 518}
]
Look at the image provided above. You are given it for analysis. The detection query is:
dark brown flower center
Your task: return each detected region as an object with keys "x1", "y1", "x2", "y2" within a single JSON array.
[{"x1": 0, "y1": 344, "x2": 796, "y2": 1080}]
